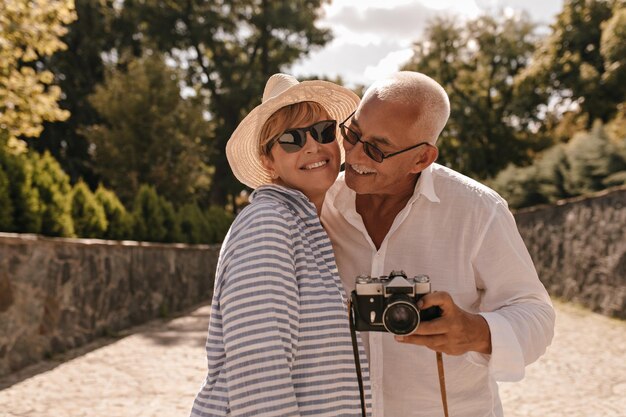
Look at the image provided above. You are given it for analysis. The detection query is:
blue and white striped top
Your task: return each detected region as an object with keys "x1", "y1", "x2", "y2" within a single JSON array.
[{"x1": 191, "y1": 185, "x2": 371, "y2": 417}]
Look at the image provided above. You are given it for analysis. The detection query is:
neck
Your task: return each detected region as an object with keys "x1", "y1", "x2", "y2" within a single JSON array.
[
  {"x1": 271, "y1": 180, "x2": 324, "y2": 216},
  {"x1": 357, "y1": 174, "x2": 418, "y2": 217},
  {"x1": 309, "y1": 194, "x2": 324, "y2": 216}
]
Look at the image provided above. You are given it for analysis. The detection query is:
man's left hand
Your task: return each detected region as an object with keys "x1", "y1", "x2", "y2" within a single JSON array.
[{"x1": 394, "y1": 291, "x2": 492, "y2": 355}]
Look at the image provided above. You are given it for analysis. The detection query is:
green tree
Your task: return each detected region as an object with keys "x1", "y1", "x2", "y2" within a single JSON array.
[
  {"x1": 27, "y1": 0, "x2": 119, "y2": 185},
  {"x1": 114, "y1": 0, "x2": 333, "y2": 204},
  {"x1": 516, "y1": 0, "x2": 624, "y2": 129},
  {"x1": 83, "y1": 53, "x2": 213, "y2": 205},
  {"x1": 94, "y1": 184, "x2": 133, "y2": 240},
  {"x1": 600, "y1": 6, "x2": 626, "y2": 101},
  {"x1": 25, "y1": 0, "x2": 333, "y2": 204},
  {"x1": 402, "y1": 13, "x2": 542, "y2": 179},
  {"x1": 0, "y1": 0, "x2": 76, "y2": 149},
  {"x1": 70, "y1": 180, "x2": 107, "y2": 237}
]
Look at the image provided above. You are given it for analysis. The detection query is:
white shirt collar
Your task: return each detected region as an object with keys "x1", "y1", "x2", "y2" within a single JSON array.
[{"x1": 331, "y1": 163, "x2": 441, "y2": 215}]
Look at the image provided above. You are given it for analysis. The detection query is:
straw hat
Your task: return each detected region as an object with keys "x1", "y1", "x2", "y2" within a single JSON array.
[{"x1": 226, "y1": 73, "x2": 360, "y2": 189}]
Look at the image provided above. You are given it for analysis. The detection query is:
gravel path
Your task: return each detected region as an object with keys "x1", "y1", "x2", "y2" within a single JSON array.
[{"x1": 1, "y1": 301, "x2": 624, "y2": 417}]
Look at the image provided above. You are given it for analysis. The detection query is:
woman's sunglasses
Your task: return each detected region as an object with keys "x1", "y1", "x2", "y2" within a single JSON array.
[{"x1": 268, "y1": 120, "x2": 337, "y2": 153}]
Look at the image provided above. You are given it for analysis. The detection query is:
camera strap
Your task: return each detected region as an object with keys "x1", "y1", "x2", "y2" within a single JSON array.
[
  {"x1": 348, "y1": 299, "x2": 368, "y2": 417},
  {"x1": 436, "y1": 351, "x2": 449, "y2": 417},
  {"x1": 347, "y1": 300, "x2": 450, "y2": 417}
]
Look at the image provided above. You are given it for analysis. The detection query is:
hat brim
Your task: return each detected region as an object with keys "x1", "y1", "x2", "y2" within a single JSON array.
[{"x1": 226, "y1": 80, "x2": 360, "y2": 189}]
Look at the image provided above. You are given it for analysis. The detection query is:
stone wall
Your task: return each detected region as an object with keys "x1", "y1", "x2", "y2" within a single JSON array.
[
  {"x1": 515, "y1": 186, "x2": 626, "y2": 319},
  {"x1": 0, "y1": 234, "x2": 219, "y2": 377},
  {"x1": 1, "y1": 187, "x2": 625, "y2": 377}
]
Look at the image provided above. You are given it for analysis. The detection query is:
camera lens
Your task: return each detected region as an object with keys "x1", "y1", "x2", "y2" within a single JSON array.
[{"x1": 383, "y1": 300, "x2": 419, "y2": 335}]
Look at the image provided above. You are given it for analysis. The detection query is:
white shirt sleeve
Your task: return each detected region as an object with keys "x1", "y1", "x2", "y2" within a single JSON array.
[{"x1": 467, "y1": 202, "x2": 556, "y2": 381}]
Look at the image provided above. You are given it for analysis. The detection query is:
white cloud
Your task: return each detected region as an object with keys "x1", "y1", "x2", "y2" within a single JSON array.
[
  {"x1": 325, "y1": 2, "x2": 443, "y2": 44},
  {"x1": 363, "y1": 48, "x2": 415, "y2": 84},
  {"x1": 291, "y1": 0, "x2": 563, "y2": 88},
  {"x1": 289, "y1": 40, "x2": 406, "y2": 87}
]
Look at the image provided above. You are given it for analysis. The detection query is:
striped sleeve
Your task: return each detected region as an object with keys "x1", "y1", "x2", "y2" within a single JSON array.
[{"x1": 218, "y1": 206, "x2": 302, "y2": 416}]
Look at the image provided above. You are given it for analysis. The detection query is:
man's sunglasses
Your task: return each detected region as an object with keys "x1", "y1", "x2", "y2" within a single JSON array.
[
  {"x1": 268, "y1": 120, "x2": 337, "y2": 153},
  {"x1": 339, "y1": 111, "x2": 429, "y2": 163}
]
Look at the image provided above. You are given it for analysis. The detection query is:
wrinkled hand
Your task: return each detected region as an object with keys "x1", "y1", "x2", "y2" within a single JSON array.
[{"x1": 395, "y1": 291, "x2": 492, "y2": 355}]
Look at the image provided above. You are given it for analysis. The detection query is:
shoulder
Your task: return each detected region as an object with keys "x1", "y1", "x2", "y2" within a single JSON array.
[
  {"x1": 430, "y1": 163, "x2": 508, "y2": 211},
  {"x1": 224, "y1": 199, "x2": 297, "y2": 247},
  {"x1": 322, "y1": 172, "x2": 352, "y2": 218}
]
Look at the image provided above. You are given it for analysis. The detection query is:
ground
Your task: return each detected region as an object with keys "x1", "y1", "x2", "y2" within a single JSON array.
[{"x1": 1, "y1": 301, "x2": 624, "y2": 417}]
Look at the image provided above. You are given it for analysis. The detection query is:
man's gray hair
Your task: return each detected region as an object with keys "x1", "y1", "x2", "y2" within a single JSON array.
[{"x1": 363, "y1": 71, "x2": 450, "y2": 144}]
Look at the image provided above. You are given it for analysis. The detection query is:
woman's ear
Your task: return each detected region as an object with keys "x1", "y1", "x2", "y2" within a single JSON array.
[
  {"x1": 409, "y1": 145, "x2": 438, "y2": 175},
  {"x1": 260, "y1": 154, "x2": 278, "y2": 179}
]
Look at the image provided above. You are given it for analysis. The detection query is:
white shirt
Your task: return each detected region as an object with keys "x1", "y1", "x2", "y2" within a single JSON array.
[{"x1": 321, "y1": 163, "x2": 555, "y2": 417}]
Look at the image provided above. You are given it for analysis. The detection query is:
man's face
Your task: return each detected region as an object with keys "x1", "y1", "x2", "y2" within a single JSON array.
[{"x1": 343, "y1": 96, "x2": 432, "y2": 196}]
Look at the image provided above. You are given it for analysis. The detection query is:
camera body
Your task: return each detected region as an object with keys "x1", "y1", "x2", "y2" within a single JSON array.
[{"x1": 350, "y1": 270, "x2": 441, "y2": 335}]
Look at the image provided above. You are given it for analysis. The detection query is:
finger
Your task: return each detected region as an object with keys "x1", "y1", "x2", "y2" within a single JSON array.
[
  {"x1": 395, "y1": 334, "x2": 448, "y2": 350},
  {"x1": 412, "y1": 319, "x2": 447, "y2": 336},
  {"x1": 418, "y1": 291, "x2": 452, "y2": 310}
]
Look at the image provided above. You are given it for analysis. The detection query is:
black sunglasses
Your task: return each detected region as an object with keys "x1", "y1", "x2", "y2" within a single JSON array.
[
  {"x1": 339, "y1": 111, "x2": 429, "y2": 163},
  {"x1": 268, "y1": 120, "x2": 337, "y2": 153}
]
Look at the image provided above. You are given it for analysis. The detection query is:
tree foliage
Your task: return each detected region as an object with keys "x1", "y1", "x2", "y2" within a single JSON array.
[
  {"x1": 31, "y1": 0, "x2": 332, "y2": 204},
  {"x1": 515, "y1": 0, "x2": 625, "y2": 129},
  {"x1": 0, "y1": 0, "x2": 76, "y2": 148},
  {"x1": 26, "y1": 0, "x2": 119, "y2": 184},
  {"x1": 402, "y1": 13, "x2": 542, "y2": 179},
  {"x1": 83, "y1": 53, "x2": 212, "y2": 205},
  {"x1": 491, "y1": 122, "x2": 626, "y2": 208}
]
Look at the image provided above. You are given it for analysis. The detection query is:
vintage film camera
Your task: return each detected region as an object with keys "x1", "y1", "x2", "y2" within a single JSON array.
[{"x1": 350, "y1": 270, "x2": 442, "y2": 335}]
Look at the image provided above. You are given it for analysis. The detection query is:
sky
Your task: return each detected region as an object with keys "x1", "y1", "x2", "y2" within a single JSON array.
[{"x1": 289, "y1": 0, "x2": 564, "y2": 88}]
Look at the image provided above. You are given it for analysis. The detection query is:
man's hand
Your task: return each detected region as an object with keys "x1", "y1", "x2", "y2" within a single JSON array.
[{"x1": 395, "y1": 291, "x2": 492, "y2": 355}]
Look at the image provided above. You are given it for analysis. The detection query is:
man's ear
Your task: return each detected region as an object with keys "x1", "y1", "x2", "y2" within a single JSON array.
[{"x1": 409, "y1": 145, "x2": 438, "y2": 174}]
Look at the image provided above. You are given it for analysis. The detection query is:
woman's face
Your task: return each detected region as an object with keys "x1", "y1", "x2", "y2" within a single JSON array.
[{"x1": 264, "y1": 116, "x2": 341, "y2": 203}]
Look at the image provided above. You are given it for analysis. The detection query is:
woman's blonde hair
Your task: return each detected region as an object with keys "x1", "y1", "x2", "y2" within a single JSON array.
[{"x1": 259, "y1": 101, "x2": 330, "y2": 158}]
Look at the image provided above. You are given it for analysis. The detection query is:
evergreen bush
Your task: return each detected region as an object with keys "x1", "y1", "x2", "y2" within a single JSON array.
[
  {"x1": 95, "y1": 184, "x2": 134, "y2": 240},
  {"x1": 564, "y1": 122, "x2": 626, "y2": 195},
  {"x1": 534, "y1": 144, "x2": 570, "y2": 203},
  {"x1": 159, "y1": 196, "x2": 181, "y2": 243},
  {"x1": 29, "y1": 151, "x2": 74, "y2": 237},
  {"x1": 205, "y1": 205, "x2": 234, "y2": 243},
  {"x1": 0, "y1": 144, "x2": 41, "y2": 233},
  {"x1": 132, "y1": 185, "x2": 166, "y2": 242},
  {"x1": 489, "y1": 164, "x2": 547, "y2": 209},
  {"x1": 71, "y1": 181, "x2": 108, "y2": 238},
  {"x1": 0, "y1": 166, "x2": 13, "y2": 231},
  {"x1": 178, "y1": 203, "x2": 210, "y2": 244}
]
